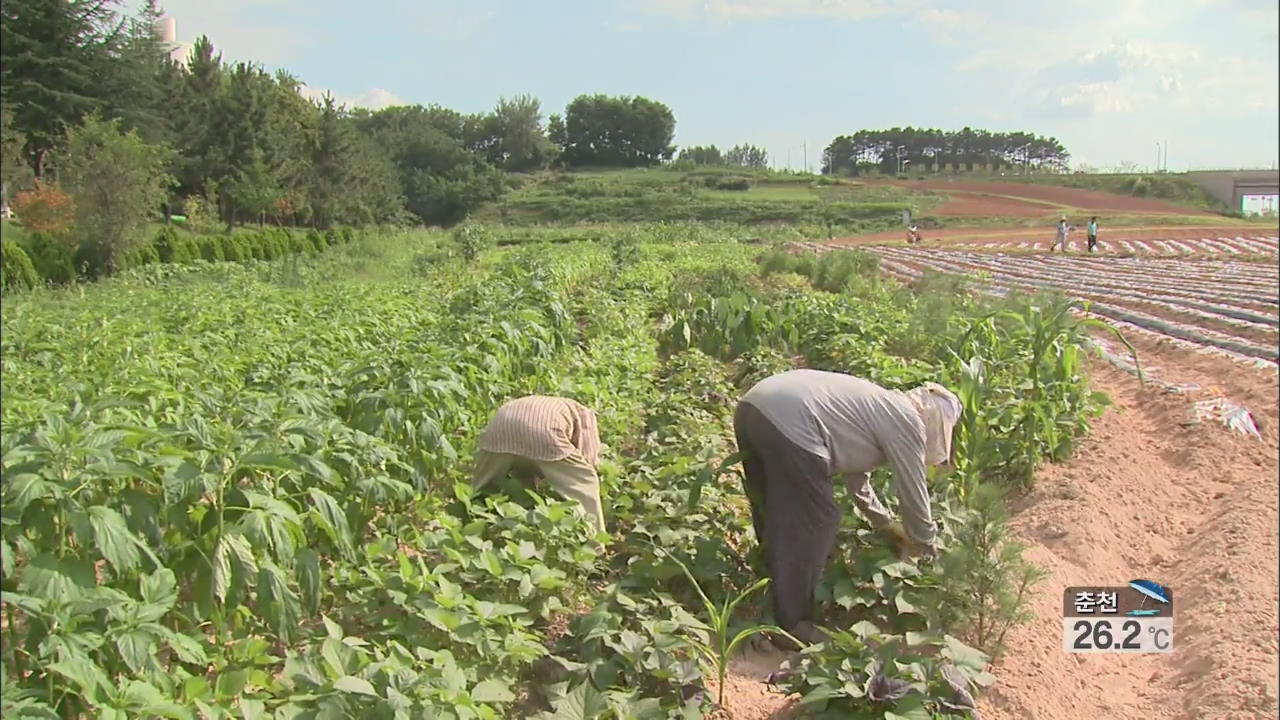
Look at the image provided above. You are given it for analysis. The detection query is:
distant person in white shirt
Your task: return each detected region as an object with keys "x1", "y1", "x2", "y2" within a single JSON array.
[{"x1": 1051, "y1": 217, "x2": 1071, "y2": 252}]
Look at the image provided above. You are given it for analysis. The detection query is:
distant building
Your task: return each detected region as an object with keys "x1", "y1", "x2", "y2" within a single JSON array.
[
  {"x1": 1187, "y1": 170, "x2": 1280, "y2": 216},
  {"x1": 153, "y1": 15, "x2": 193, "y2": 65}
]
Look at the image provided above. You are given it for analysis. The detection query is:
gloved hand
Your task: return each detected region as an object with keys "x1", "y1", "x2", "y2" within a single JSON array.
[
  {"x1": 879, "y1": 522, "x2": 936, "y2": 561},
  {"x1": 878, "y1": 522, "x2": 911, "y2": 555}
]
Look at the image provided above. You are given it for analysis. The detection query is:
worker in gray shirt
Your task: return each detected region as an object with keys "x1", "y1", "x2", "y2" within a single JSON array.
[{"x1": 733, "y1": 369, "x2": 963, "y2": 647}]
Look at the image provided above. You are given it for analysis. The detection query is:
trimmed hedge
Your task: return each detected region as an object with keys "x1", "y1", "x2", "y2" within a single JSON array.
[
  {"x1": 2, "y1": 224, "x2": 364, "y2": 293},
  {"x1": 1, "y1": 238, "x2": 41, "y2": 292}
]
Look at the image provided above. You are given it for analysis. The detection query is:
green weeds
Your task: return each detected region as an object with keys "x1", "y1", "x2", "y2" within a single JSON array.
[{"x1": 1, "y1": 232, "x2": 1119, "y2": 718}]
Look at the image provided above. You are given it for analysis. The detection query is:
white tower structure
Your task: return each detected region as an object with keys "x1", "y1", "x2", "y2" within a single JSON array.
[
  {"x1": 153, "y1": 15, "x2": 192, "y2": 65},
  {"x1": 158, "y1": 16, "x2": 176, "y2": 43}
]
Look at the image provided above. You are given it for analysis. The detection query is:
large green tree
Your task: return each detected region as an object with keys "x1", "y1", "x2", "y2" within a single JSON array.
[
  {"x1": 679, "y1": 145, "x2": 722, "y2": 165},
  {"x1": 58, "y1": 114, "x2": 175, "y2": 276},
  {"x1": 559, "y1": 94, "x2": 676, "y2": 167},
  {"x1": 482, "y1": 94, "x2": 554, "y2": 172},
  {"x1": 354, "y1": 104, "x2": 506, "y2": 225},
  {"x1": 725, "y1": 143, "x2": 767, "y2": 169},
  {"x1": 0, "y1": 0, "x2": 127, "y2": 176}
]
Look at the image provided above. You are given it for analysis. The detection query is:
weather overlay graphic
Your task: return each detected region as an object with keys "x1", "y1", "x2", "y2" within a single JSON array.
[{"x1": 1062, "y1": 579, "x2": 1174, "y2": 654}]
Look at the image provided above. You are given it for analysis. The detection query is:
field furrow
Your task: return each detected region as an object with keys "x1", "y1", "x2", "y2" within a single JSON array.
[
  {"x1": 878, "y1": 252, "x2": 1278, "y2": 361},
  {"x1": 942, "y1": 234, "x2": 1278, "y2": 257},
  {"x1": 800, "y1": 241, "x2": 1280, "y2": 366},
  {"x1": 920, "y1": 255, "x2": 1279, "y2": 329}
]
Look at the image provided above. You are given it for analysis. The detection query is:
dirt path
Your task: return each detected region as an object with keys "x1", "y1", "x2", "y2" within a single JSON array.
[{"x1": 981, "y1": 339, "x2": 1279, "y2": 720}]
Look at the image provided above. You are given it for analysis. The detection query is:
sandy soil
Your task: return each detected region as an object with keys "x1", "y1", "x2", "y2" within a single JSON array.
[
  {"x1": 866, "y1": 178, "x2": 1217, "y2": 215},
  {"x1": 706, "y1": 639, "x2": 804, "y2": 719},
  {"x1": 710, "y1": 333, "x2": 1279, "y2": 719},
  {"x1": 981, "y1": 338, "x2": 1279, "y2": 720}
]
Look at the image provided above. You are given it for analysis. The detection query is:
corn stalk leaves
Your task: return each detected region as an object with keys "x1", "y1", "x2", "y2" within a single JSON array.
[
  {"x1": 296, "y1": 548, "x2": 322, "y2": 616},
  {"x1": 139, "y1": 568, "x2": 178, "y2": 612},
  {"x1": 115, "y1": 628, "x2": 158, "y2": 673},
  {"x1": 2, "y1": 538, "x2": 14, "y2": 578},
  {"x1": 211, "y1": 537, "x2": 234, "y2": 604},
  {"x1": 117, "y1": 679, "x2": 193, "y2": 719},
  {"x1": 19, "y1": 553, "x2": 96, "y2": 600},
  {"x1": 2, "y1": 474, "x2": 60, "y2": 520},
  {"x1": 47, "y1": 655, "x2": 113, "y2": 704},
  {"x1": 88, "y1": 505, "x2": 146, "y2": 574},
  {"x1": 306, "y1": 488, "x2": 354, "y2": 561},
  {"x1": 257, "y1": 559, "x2": 301, "y2": 641}
]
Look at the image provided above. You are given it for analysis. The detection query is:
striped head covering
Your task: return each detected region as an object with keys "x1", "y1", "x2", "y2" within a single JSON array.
[
  {"x1": 905, "y1": 382, "x2": 963, "y2": 466},
  {"x1": 477, "y1": 395, "x2": 602, "y2": 466}
]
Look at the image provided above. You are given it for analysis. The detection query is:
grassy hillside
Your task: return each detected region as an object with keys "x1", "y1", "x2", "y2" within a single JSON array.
[
  {"x1": 964, "y1": 172, "x2": 1229, "y2": 212},
  {"x1": 476, "y1": 167, "x2": 946, "y2": 233}
]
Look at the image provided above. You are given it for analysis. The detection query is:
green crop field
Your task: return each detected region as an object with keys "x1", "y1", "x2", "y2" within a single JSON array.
[
  {"x1": 475, "y1": 169, "x2": 947, "y2": 232},
  {"x1": 0, "y1": 226, "x2": 1119, "y2": 718}
]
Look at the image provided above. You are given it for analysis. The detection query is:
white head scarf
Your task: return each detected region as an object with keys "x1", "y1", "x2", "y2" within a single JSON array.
[{"x1": 905, "y1": 382, "x2": 964, "y2": 466}]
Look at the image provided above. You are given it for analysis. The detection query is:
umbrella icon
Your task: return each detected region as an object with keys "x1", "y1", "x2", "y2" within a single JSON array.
[{"x1": 1127, "y1": 579, "x2": 1170, "y2": 616}]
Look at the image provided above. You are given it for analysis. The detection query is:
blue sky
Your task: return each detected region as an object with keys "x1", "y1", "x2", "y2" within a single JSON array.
[{"x1": 155, "y1": 0, "x2": 1278, "y2": 172}]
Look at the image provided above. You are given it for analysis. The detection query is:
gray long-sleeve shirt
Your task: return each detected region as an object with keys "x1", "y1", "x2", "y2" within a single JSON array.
[{"x1": 741, "y1": 369, "x2": 937, "y2": 548}]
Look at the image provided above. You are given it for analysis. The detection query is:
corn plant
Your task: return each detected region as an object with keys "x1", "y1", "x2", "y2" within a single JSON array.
[{"x1": 658, "y1": 546, "x2": 799, "y2": 709}]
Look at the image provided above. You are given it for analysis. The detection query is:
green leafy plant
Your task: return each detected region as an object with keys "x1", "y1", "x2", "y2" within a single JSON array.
[{"x1": 659, "y1": 547, "x2": 798, "y2": 709}]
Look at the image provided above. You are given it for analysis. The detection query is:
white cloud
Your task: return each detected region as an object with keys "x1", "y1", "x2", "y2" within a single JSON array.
[
  {"x1": 1056, "y1": 82, "x2": 1137, "y2": 115},
  {"x1": 152, "y1": 0, "x2": 323, "y2": 68},
  {"x1": 1157, "y1": 74, "x2": 1183, "y2": 95},
  {"x1": 299, "y1": 85, "x2": 407, "y2": 111}
]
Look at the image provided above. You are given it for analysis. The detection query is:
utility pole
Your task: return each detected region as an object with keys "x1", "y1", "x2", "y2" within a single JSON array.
[{"x1": 803, "y1": 141, "x2": 808, "y2": 173}]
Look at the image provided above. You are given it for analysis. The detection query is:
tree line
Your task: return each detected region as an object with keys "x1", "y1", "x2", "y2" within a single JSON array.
[
  {"x1": 1, "y1": 0, "x2": 1078, "y2": 272},
  {"x1": 821, "y1": 127, "x2": 1071, "y2": 176},
  {"x1": 0, "y1": 0, "x2": 689, "y2": 238},
  {"x1": 677, "y1": 144, "x2": 770, "y2": 169}
]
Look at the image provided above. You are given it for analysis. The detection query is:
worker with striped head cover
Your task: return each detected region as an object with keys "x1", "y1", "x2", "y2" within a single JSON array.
[
  {"x1": 733, "y1": 370, "x2": 964, "y2": 649},
  {"x1": 471, "y1": 395, "x2": 605, "y2": 535}
]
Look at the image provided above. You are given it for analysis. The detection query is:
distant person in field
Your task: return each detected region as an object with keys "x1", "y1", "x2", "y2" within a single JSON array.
[
  {"x1": 732, "y1": 370, "x2": 963, "y2": 649},
  {"x1": 471, "y1": 395, "x2": 605, "y2": 535},
  {"x1": 907, "y1": 222, "x2": 922, "y2": 244},
  {"x1": 1087, "y1": 216, "x2": 1099, "y2": 252},
  {"x1": 1052, "y1": 216, "x2": 1070, "y2": 252}
]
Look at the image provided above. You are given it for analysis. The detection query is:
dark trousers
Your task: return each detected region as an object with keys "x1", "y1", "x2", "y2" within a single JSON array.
[
  {"x1": 1087, "y1": 234, "x2": 1097, "y2": 251},
  {"x1": 733, "y1": 401, "x2": 839, "y2": 631}
]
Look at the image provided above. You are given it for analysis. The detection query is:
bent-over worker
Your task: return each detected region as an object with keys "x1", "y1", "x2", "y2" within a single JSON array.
[
  {"x1": 733, "y1": 369, "x2": 963, "y2": 646},
  {"x1": 472, "y1": 395, "x2": 605, "y2": 535}
]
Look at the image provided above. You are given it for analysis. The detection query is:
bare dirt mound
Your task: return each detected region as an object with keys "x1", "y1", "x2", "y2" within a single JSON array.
[
  {"x1": 870, "y1": 178, "x2": 1214, "y2": 215},
  {"x1": 930, "y1": 192, "x2": 1060, "y2": 217},
  {"x1": 981, "y1": 345, "x2": 1279, "y2": 720}
]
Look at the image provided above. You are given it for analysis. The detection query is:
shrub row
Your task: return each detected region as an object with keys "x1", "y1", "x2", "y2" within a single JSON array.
[
  {"x1": 1, "y1": 225, "x2": 359, "y2": 293},
  {"x1": 503, "y1": 195, "x2": 912, "y2": 225}
]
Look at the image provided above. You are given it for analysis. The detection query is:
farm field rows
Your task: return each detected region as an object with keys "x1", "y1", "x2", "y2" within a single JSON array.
[
  {"x1": 943, "y1": 234, "x2": 1279, "y2": 256},
  {"x1": 837, "y1": 226, "x2": 1280, "y2": 256},
  {"x1": 795, "y1": 240, "x2": 1280, "y2": 367},
  {"x1": 1, "y1": 231, "x2": 1117, "y2": 719}
]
